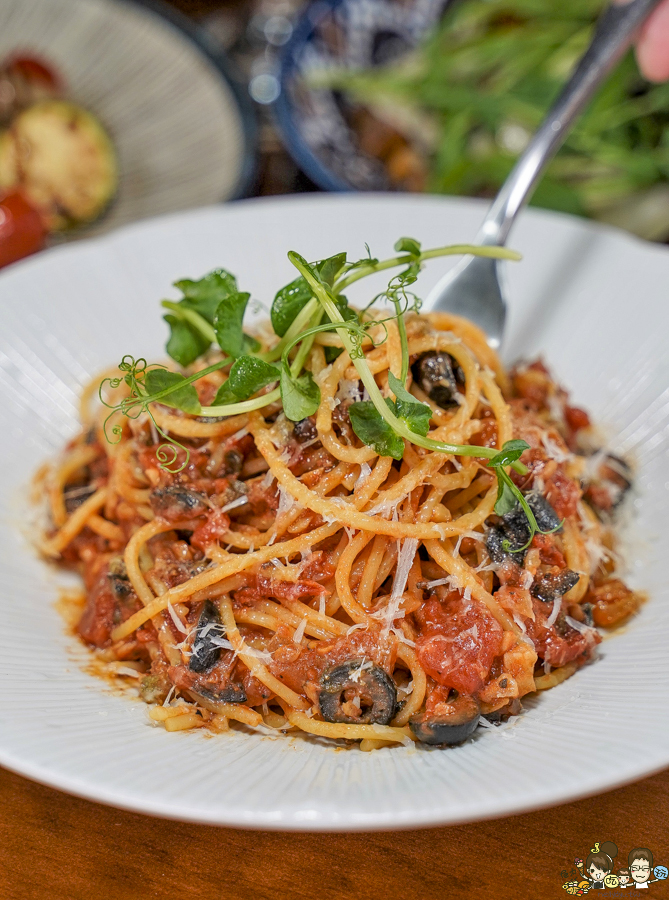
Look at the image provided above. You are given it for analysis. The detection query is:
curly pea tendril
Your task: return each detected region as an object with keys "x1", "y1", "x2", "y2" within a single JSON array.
[{"x1": 99, "y1": 355, "x2": 192, "y2": 474}]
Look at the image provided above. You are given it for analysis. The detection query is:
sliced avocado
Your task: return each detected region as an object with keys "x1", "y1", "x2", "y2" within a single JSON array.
[{"x1": 0, "y1": 100, "x2": 117, "y2": 230}]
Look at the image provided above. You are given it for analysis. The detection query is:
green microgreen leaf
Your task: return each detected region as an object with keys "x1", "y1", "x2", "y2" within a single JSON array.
[
  {"x1": 174, "y1": 269, "x2": 238, "y2": 324},
  {"x1": 280, "y1": 365, "x2": 321, "y2": 421},
  {"x1": 394, "y1": 236, "x2": 422, "y2": 257},
  {"x1": 495, "y1": 474, "x2": 520, "y2": 517},
  {"x1": 144, "y1": 369, "x2": 202, "y2": 415},
  {"x1": 349, "y1": 399, "x2": 405, "y2": 460},
  {"x1": 271, "y1": 276, "x2": 313, "y2": 338},
  {"x1": 387, "y1": 371, "x2": 432, "y2": 437},
  {"x1": 318, "y1": 252, "x2": 348, "y2": 287},
  {"x1": 324, "y1": 346, "x2": 344, "y2": 364},
  {"x1": 271, "y1": 254, "x2": 348, "y2": 337},
  {"x1": 214, "y1": 291, "x2": 260, "y2": 359},
  {"x1": 487, "y1": 439, "x2": 530, "y2": 469},
  {"x1": 163, "y1": 314, "x2": 211, "y2": 368},
  {"x1": 212, "y1": 356, "x2": 280, "y2": 405}
]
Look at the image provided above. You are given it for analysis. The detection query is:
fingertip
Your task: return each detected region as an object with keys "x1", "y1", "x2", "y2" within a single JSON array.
[{"x1": 637, "y1": 0, "x2": 669, "y2": 82}]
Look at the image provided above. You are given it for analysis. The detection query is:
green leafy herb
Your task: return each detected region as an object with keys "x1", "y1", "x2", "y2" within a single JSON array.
[
  {"x1": 212, "y1": 356, "x2": 280, "y2": 405},
  {"x1": 280, "y1": 365, "x2": 321, "y2": 421},
  {"x1": 387, "y1": 372, "x2": 432, "y2": 436},
  {"x1": 494, "y1": 474, "x2": 521, "y2": 517},
  {"x1": 485, "y1": 439, "x2": 563, "y2": 548},
  {"x1": 174, "y1": 269, "x2": 238, "y2": 323},
  {"x1": 394, "y1": 236, "x2": 422, "y2": 258},
  {"x1": 324, "y1": 345, "x2": 344, "y2": 364},
  {"x1": 271, "y1": 254, "x2": 348, "y2": 337},
  {"x1": 163, "y1": 314, "x2": 211, "y2": 368},
  {"x1": 349, "y1": 399, "x2": 405, "y2": 460},
  {"x1": 487, "y1": 439, "x2": 530, "y2": 469},
  {"x1": 104, "y1": 239, "x2": 522, "y2": 482},
  {"x1": 144, "y1": 369, "x2": 202, "y2": 415},
  {"x1": 214, "y1": 291, "x2": 261, "y2": 359},
  {"x1": 161, "y1": 269, "x2": 239, "y2": 365}
]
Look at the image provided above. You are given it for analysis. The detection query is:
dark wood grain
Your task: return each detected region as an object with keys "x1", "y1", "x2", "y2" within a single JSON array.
[{"x1": 2, "y1": 766, "x2": 668, "y2": 900}]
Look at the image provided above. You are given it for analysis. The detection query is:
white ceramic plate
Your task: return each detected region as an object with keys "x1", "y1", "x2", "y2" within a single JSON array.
[
  {"x1": 0, "y1": 0, "x2": 254, "y2": 234},
  {"x1": 0, "y1": 195, "x2": 667, "y2": 831}
]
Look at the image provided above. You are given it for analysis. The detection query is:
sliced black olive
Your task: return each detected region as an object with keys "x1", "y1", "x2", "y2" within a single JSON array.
[
  {"x1": 486, "y1": 492, "x2": 562, "y2": 565},
  {"x1": 412, "y1": 351, "x2": 461, "y2": 409},
  {"x1": 584, "y1": 453, "x2": 633, "y2": 513},
  {"x1": 581, "y1": 602, "x2": 594, "y2": 627},
  {"x1": 64, "y1": 483, "x2": 96, "y2": 513},
  {"x1": 525, "y1": 492, "x2": 562, "y2": 532},
  {"x1": 531, "y1": 569, "x2": 580, "y2": 603},
  {"x1": 319, "y1": 659, "x2": 398, "y2": 725},
  {"x1": 108, "y1": 557, "x2": 133, "y2": 600},
  {"x1": 189, "y1": 601, "x2": 223, "y2": 674},
  {"x1": 293, "y1": 417, "x2": 318, "y2": 442},
  {"x1": 149, "y1": 485, "x2": 208, "y2": 521},
  {"x1": 223, "y1": 449, "x2": 243, "y2": 475},
  {"x1": 195, "y1": 684, "x2": 247, "y2": 705},
  {"x1": 410, "y1": 694, "x2": 480, "y2": 745},
  {"x1": 485, "y1": 525, "x2": 510, "y2": 565}
]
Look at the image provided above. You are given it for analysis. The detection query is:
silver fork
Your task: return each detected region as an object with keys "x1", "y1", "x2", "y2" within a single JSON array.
[{"x1": 423, "y1": 0, "x2": 663, "y2": 348}]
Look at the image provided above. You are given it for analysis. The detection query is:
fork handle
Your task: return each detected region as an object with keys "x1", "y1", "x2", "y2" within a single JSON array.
[{"x1": 477, "y1": 0, "x2": 664, "y2": 247}]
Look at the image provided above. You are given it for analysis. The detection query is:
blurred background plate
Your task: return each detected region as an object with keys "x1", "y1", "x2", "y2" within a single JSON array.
[{"x1": 0, "y1": 0, "x2": 256, "y2": 236}]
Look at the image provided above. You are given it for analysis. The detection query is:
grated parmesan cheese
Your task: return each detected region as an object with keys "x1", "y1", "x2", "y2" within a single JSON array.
[
  {"x1": 565, "y1": 615, "x2": 598, "y2": 637},
  {"x1": 220, "y1": 495, "x2": 249, "y2": 514},
  {"x1": 292, "y1": 618, "x2": 307, "y2": 644},
  {"x1": 167, "y1": 601, "x2": 188, "y2": 635},
  {"x1": 355, "y1": 462, "x2": 372, "y2": 490},
  {"x1": 545, "y1": 596, "x2": 562, "y2": 628}
]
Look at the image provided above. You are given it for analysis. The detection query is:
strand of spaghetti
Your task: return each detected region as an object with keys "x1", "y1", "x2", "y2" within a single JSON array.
[
  {"x1": 185, "y1": 690, "x2": 263, "y2": 726},
  {"x1": 253, "y1": 599, "x2": 345, "y2": 638},
  {"x1": 87, "y1": 514, "x2": 124, "y2": 543},
  {"x1": 124, "y1": 518, "x2": 182, "y2": 607},
  {"x1": 42, "y1": 487, "x2": 108, "y2": 557},
  {"x1": 358, "y1": 534, "x2": 388, "y2": 608},
  {"x1": 372, "y1": 540, "x2": 398, "y2": 593},
  {"x1": 534, "y1": 662, "x2": 578, "y2": 691},
  {"x1": 479, "y1": 367, "x2": 512, "y2": 446},
  {"x1": 445, "y1": 473, "x2": 495, "y2": 514},
  {"x1": 272, "y1": 596, "x2": 349, "y2": 636},
  {"x1": 236, "y1": 606, "x2": 337, "y2": 641},
  {"x1": 392, "y1": 644, "x2": 427, "y2": 726},
  {"x1": 114, "y1": 440, "x2": 151, "y2": 506},
  {"x1": 315, "y1": 348, "x2": 378, "y2": 464},
  {"x1": 335, "y1": 531, "x2": 376, "y2": 626},
  {"x1": 279, "y1": 702, "x2": 414, "y2": 743},
  {"x1": 424, "y1": 538, "x2": 519, "y2": 634},
  {"x1": 217, "y1": 595, "x2": 310, "y2": 710},
  {"x1": 369, "y1": 455, "x2": 475, "y2": 510},
  {"x1": 249, "y1": 415, "x2": 497, "y2": 540},
  {"x1": 151, "y1": 407, "x2": 250, "y2": 439},
  {"x1": 111, "y1": 521, "x2": 341, "y2": 640},
  {"x1": 48, "y1": 443, "x2": 100, "y2": 527}
]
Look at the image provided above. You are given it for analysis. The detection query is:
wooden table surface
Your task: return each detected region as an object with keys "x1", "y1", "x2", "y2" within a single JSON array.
[{"x1": 2, "y1": 765, "x2": 668, "y2": 900}]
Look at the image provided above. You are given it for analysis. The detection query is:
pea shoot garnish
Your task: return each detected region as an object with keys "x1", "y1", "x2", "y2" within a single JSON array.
[{"x1": 98, "y1": 237, "x2": 559, "y2": 542}]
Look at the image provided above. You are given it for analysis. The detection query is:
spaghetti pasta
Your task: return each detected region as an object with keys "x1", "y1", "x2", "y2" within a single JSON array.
[{"x1": 38, "y1": 241, "x2": 642, "y2": 749}]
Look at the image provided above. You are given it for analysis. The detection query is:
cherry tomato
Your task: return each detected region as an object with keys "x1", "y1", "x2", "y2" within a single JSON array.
[
  {"x1": 0, "y1": 191, "x2": 46, "y2": 268},
  {"x1": 5, "y1": 55, "x2": 61, "y2": 90}
]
